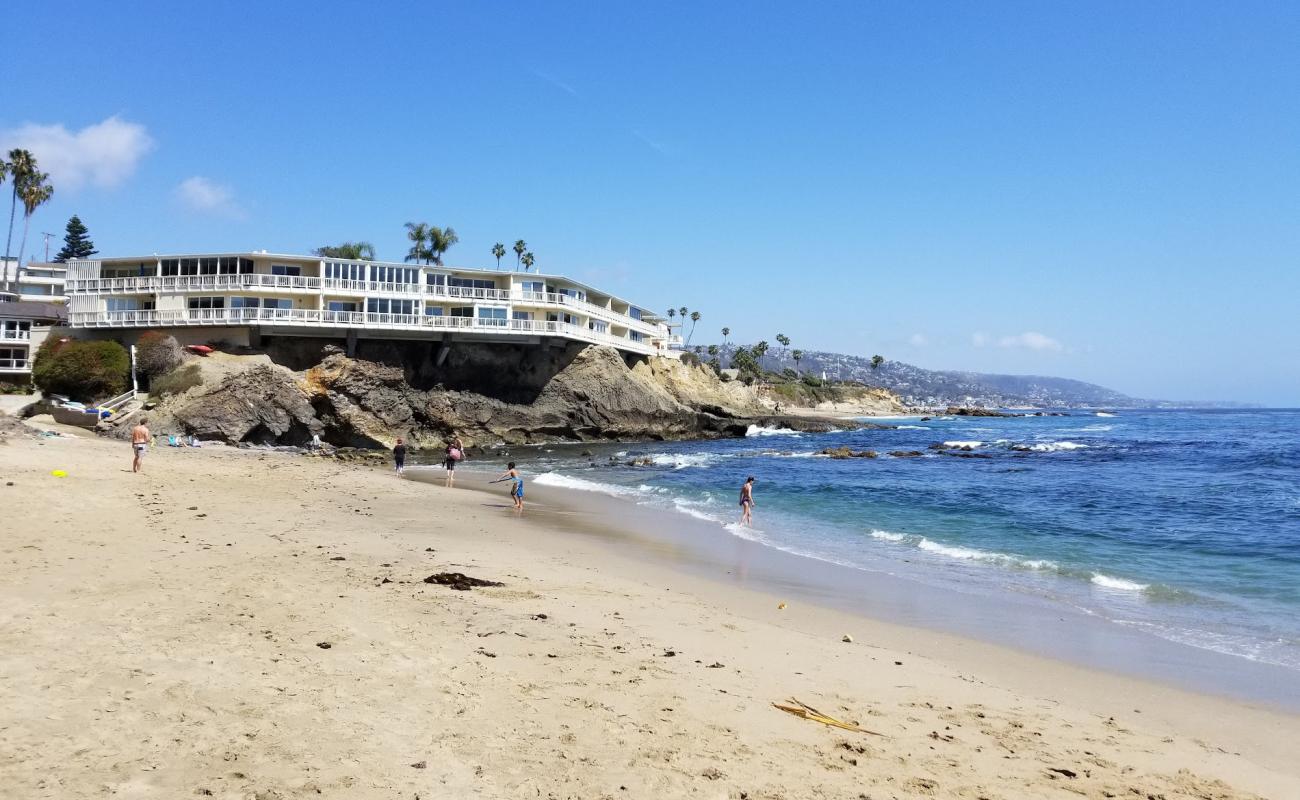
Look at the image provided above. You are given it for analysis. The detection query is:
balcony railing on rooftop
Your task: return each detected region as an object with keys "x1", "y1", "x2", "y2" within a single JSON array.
[
  {"x1": 67, "y1": 308, "x2": 658, "y2": 354},
  {"x1": 1, "y1": 329, "x2": 31, "y2": 340}
]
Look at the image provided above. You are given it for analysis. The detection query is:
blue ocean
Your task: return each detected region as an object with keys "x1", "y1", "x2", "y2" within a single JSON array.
[{"x1": 490, "y1": 410, "x2": 1300, "y2": 672}]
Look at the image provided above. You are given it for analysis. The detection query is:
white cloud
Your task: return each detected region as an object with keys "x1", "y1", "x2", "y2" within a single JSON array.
[
  {"x1": 971, "y1": 332, "x2": 990, "y2": 348},
  {"x1": 175, "y1": 176, "x2": 244, "y2": 218},
  {"x1": 0, "y1": 115, "x2": 153, "y2": 190},
  {"x1": 908, "y1": 333, "x2": 929, "y2": 347},
  {"x1": 997, "y1": 331, "x2": 1063, "y2": 352}
]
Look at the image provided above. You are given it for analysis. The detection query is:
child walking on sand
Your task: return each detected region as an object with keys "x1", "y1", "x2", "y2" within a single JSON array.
[
  {"x1": 393, "y1": 437, "x2": 407, "y2": 476},
  {"x1": 495, "y1": 462, "x2": 525, "y2": 512}
]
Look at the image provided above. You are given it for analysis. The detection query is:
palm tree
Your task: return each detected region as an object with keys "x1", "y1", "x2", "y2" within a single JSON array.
[
  {"x1": 4, "y1": 149, "x2": 36, "y2": 271},
  {"x1": 428, "y1": 226, "x2": 459, "y2": 265},
  {"x1": 776, "y1": 333, "x2": 790, "y2": 364},
  {"x1": 314, "y1": 242, "x2": 376, "y2": 260},
  {"x1": 678, "y1": 306, "x2": 688, "y2": 319},
  {"x1": 520, "y1": 251, "x2": 535, "y2": 272},
  {"x1": 404, "y1": 222, "x2": 430, "y2": 264},
  {"x1": 16, "y1": 172, "x2": 53, "y2": 267},
  {"x1": 687, "y1": 310, "x2": 701, "y2": 345},
  {"x1": 513, "y1": 239, "x2": 527, "y2": 270},
  {"x1": 707, "y1": 344, "x2": 719, "y2": 357},
  {"x1": 754, "y1": 340, "x2": 769, "y2": 369},
  {"x1": 792, "y1": 349, "x2": 803, "y2": 374},
  {"x1": 667, "y1": 308, "x2": 676, "y2": 325},
  {"x1": 492, "y1": 242, "x2": 506, "y2": 269},
  {"x1": 721, "y1": 327, "x2": 730, "y2": 349},
  {"x1": 871, "y1": 355, "x2": 885, "y2": 370}
]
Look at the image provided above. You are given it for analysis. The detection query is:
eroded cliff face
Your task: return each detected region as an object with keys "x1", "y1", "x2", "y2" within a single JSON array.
[{"x1": 133, "y1": 343, "x2": 791, "y2": 447}]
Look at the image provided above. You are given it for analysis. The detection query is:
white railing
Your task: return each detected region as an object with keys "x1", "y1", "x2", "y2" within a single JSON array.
[
  {"x1": 100, "y1": 389, "x2": 137, "y2": 412},
  {"x1": 67, "y1": 274, "x2": 323, "y2": 293},
  {"x1": 1, "y1": 329, "x2": 31, "y2": 340},
  {"x1": 68, "y1": 308, "x2": 657, "y2": 354},
  {"x1": 0, "y1": 358, "x2": 31, "y2": 372}
]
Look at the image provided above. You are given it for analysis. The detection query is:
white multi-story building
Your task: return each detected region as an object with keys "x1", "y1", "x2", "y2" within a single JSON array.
[
  {"x1": 1, "y1": 258, "x2": 68, "y2": 302},
  {"x1": 0, "y1": 300, "x2": 65, "y2": 385},
  {"x1": 60, "y1": 252, "x2": 670, "y2": 356}
]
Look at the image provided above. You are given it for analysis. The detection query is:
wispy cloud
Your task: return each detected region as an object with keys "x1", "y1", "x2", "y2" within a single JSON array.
[
  {"x1": 907, "y1": 333, "x2": 929, "y2": 348},
  {"x1": 0, "y1": 115, "x2": 153, "y2": 190},
  {"x1": 175, "y1": 176, "x2": 244, "y2": 219},
  {"x1": 631, "y1": 128, "x2": 671, "y2": 156},
  {"x1": 531, "y1": 69, "x2": 578, "y2": 97},
  {"x1": 972, "y1": 331, "x2": 1065, "y2": 352}
]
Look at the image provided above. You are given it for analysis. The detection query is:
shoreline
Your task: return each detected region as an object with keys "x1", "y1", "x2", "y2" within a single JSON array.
[
  {"x1": 413, "y1": 464, "x2": 1300, "y2": 711},
  {"x1": 3, "y1": 426, "x2": 1297, "y2": 798}
]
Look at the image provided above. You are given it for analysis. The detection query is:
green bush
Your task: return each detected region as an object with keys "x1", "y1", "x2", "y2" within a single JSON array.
[
  {"x1": 150, "y1": 362, "x2": 203, "y2": 397},
  {"x1": 32, "y1": 338, "x2": 130, "y2": 402},
  {"x1": 136, "y1": 331, "x2": 184, "y2": 377}
]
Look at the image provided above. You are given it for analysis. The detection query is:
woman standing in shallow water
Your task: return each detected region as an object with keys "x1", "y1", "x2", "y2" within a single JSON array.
[
  {"x1": 739, "y1": 476, "x2": 755, "y2": 526},
  {"x1": 444, "y1": 436, "x2": 464, "y2": 487}
]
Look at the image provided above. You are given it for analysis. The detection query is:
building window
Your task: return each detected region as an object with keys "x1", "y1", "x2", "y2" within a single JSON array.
[
  {"x1": 106, "y1": 299, "x2": 140, "y2": 312},
  {"x1": 366, "y1": 298, "x2": 415, "y2": 315},
  {"x1": 372, "y1": 266, "x2": 419, "y2": 284},
  {"x1": 230, "y1": 297, "x2": 261, "y2": 309},
  {"x1": 629, "y1": 331, "x2": 644, "y2": 342},
  {"x1": 448, "y1": 277, "x2": 496, "y2": 290},
  {"x1": 264, "y1": 299, "x2": 292, "y2": 310},
  {"x1": 187, "y1": 296, "x2": 225, "y2": 310},
  {"x1": 628, "y1": 307, "x2": 642, "y2": 321},
  {"x1": 271, "y1": 265, "x2": 301, "y2": 276},
  {"x1": 555, "y1": 287, "x2": 586, "y2": 302},
  {"x1": 511, "y1": 311, "x2": 533, "y2": 321},
  {"x1": 448, "y1": 307, "x2": 474, "y2": 317},
  {"x1": 424, "y1": 306, "x2": 444, "y2": 316},
  {"x1": 328, "y1": 301, "x2": 358, "y2": 312},
  {"x1": 325, "y1": 262, "x2": 365, "y2": 281},
  {"x1": 426, "y1": 273, "x2": 446, "y2": 287},
  {"x1": 589, "y1": 320, "x2": 608, "y2": 334},
  {"x1": 477, "y1": 307, "x2": 507, "y2": 326},
  {"x1": 521, "y1": 281, "x2": 544, "y2": 294},
  {"x1": 546, "y1": 312, "x2": 578, "y2": 325}
]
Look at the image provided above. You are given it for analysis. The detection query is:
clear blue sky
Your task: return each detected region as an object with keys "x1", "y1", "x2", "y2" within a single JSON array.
[{"x1": 5, "y1": 2, "x2": 1298, "y2": 404}]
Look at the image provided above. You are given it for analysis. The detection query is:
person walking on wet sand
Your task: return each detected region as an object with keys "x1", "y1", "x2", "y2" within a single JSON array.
[
  {"x1": 130, "y1": 417, "x2": 151, "y2": 473},
  {"x1": 739, "y1": 476, "x2": 756, "y2": 526},
  {"x1": 393, "y1": 437, "x2": 407, "y2": 476},
  {"x1": 444, "y1": 436, "x2": 465, "y2": 487},
  {"x1": 495, "y1": 462, "x2": 525, "y2": 513}
]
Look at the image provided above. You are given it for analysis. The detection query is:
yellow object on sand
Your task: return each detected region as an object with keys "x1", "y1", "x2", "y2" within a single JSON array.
[
  {"x1": 772, "y1": 698, "x2": 885, "y2": 736},
  {"x1": 50, "y1": 470, "x2": 68, "y2": 478},
  {"x1": 777, "y1": 602, "x2": 787, "y2": 610}
]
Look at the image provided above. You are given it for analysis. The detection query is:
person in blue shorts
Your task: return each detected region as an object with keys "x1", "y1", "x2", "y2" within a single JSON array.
[{"x1": 496, "y1": 461, "x2": 525, "y2": 512}]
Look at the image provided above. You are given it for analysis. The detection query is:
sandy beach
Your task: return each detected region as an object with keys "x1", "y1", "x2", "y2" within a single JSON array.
[{"x1": 2, "y1": 422, "x2": 1297, "y2": 799}]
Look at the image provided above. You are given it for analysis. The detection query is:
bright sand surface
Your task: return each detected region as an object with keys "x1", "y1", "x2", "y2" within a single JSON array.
[{"x1": 2, "y1": 425, "x2": 1298, "y2": 799}]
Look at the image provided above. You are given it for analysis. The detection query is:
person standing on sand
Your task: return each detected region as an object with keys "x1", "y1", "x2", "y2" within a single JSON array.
[
  {"x1": 444, "y1": 436, "x2": 464, "y2": 487},
  {"x1": 130, "y1": 418, "x2": 151, "y2": 473},
  {"x1": 393, "y1": 437, "x2": 407, "y2": 476},
  {"x1": 739, "y1": 476, "x2": 755, "y2": 526},
  {"x1": 496, "y1": 461, "x2": 524, "y2": 512}
]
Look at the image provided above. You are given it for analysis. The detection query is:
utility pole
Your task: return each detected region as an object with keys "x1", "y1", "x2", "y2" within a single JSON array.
[{"x1": 41, "y1": 232, "x2": 56, "y2": 262}]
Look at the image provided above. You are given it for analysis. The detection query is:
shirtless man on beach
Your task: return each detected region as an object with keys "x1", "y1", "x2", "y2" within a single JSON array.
[
  {"x1": 739, "y1": 476, "x2": 755, "y2": 525},
  {"x1": 130, "y1": 418, "x2": 150, "y2": 473}
]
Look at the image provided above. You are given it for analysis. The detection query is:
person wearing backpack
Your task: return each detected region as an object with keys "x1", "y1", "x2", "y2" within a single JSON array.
[{"x1": 444, "y1": 436, "x2": 465, "y2": 487}]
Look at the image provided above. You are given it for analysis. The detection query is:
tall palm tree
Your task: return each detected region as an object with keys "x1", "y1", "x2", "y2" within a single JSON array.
[
  {"x1": 721, "y1": 327, "x2": 730, "y2": 348},
  {"x1": 513, "y1": 239, "x2": 527, "y2": 270},
  {"x1": 776, "y1": 333, "x2": 790, "y2": 364},
  {"x1": 520, "y1": 251, "x2": 535, "y2": 272},
  {"x1": 687, "y1": 310, "x2": 701, "y2": 345},
  {"x1": 754, "y1": 340, "x2": 769, "y2": 369},
  {"x1": 404, "y1": 222, "x2": 430, "y2": 264},
  {"x1": 792, "y1": 349, "x2": 803, "y2": 374},
  {"x1": 667, "y1": 308, "x2": 676, "y2": 324},
  {"x1": 678, "y1": 306, "x2": 688, "y2": 320},
  {"x1": 16, "y1": 172, "x2": 53, "y2": 267},
  {"x1": 428, "y1": 226, "x2": 459, "y2": 265},
  {"x1": 5, "y1": 149, "x2": 36, "y2": 270},
  {"x1": 492, "y1": 242, "x2": 506, "y2": 269},
  {"x1": 0, "y1": 157, "x2": 8, "y2": 291}
]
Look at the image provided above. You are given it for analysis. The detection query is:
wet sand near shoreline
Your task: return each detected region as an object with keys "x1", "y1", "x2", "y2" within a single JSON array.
[{"x1": 2, "y1": 429, "x2": 1297, "y2": 799}]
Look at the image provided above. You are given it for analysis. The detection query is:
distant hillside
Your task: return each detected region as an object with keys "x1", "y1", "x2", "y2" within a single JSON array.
[{"x1": 706, "y1": 345, "x2": 1140, "y2": 408}]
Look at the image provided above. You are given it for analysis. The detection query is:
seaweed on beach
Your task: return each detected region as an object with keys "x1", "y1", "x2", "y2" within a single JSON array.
[{"x1": 423, "y1": 572, "x2": 504, "y2": 591}]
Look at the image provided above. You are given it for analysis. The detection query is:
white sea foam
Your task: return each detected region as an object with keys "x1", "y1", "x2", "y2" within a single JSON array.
[
  {"x1": 1030, "y1": 441, "x2": 1089, "y2": 452},
  {"x1": 672, "y1": 498, "x2": 723, "y2": 523},
  {"x1": 869, "y1": 529, "x2": 909, "y2": 542},
  {"x1": 1095, "y1": 411, "x2": 1116, "y2": 417},
  {"x1": 761, "y1": 450, "x2": 819, "y2": 458},
  {"x1": 896, "y1": 425, "x2": 931, "y2": 430},
  {"x1": 532, "y1": 472, "x2": 645, "y2": 498},
  {"x1": 649, "y1": 453, "x2": 718, "y2": 469},
  {"x1": 1078, "y1": 424, "x2": 1113, "y2": 432},
  {"x1": 914, "y1": 538, "x2": 1059, "y2": 571},
  {"x1": 746, "y1": 424, "x2": 801, "y2": 437},
  {"x1": 1090, "y1": 573, "x2": 1149, "y2": 592},
  {"x1": 942, "y1": 440, "x2": 983, "y2": 449}
]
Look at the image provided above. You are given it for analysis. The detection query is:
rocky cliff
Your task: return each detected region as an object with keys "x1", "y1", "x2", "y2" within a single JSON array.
[{"x1": 121, "y1": 342, "x2": 867, "y2": 448}]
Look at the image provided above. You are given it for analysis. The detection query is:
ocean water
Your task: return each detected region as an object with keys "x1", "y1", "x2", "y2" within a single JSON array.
[{"x1": 468, "y1": 410, "x2": 1300, "y2": 673}]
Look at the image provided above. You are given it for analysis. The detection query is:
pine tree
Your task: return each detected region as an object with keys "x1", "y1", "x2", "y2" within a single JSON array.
[{"x1": 54, "y1": 215, "x2": 97, "y2": 262}]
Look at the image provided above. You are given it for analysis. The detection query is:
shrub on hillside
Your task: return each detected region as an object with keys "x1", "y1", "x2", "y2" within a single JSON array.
[
  {"x1": 32, "y1": 338, "x2": 130, "y2": 402},
  {"x1": 136, "y1": 331, "x2": 184, "y2": 377},
  {"x1": 680, "y1": 351, "x2": 701, "y2": 367},
  {"x1": 150, "y1": 362, "x2": 203, "y2": 397}
]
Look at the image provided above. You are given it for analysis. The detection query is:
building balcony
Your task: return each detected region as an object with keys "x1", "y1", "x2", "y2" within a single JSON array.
[
  {"x1": 1, "y1": 329, "x2": 31, "y2": 340},
  {"x1": 68, "y1": 307, "x2": 660, "y2": 355},
  {"x1": 0, "y1": 357, "x2": 31, "y2": 373}
]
